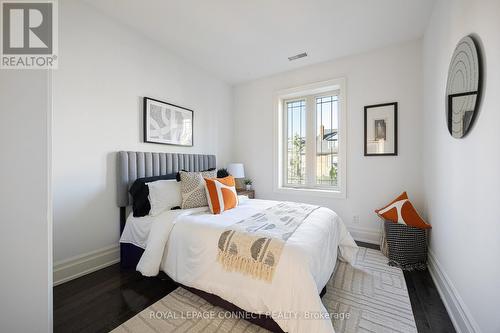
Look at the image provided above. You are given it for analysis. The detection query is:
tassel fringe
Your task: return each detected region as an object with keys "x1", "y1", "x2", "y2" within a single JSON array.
[{"x1": 217, "y1": 250, "x2": 275, "y2": 282}]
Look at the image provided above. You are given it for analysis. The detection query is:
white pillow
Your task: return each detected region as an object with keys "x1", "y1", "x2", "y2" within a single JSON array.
[{"x1": 147, "y1": 180, "x2": 182, "y2": 216}]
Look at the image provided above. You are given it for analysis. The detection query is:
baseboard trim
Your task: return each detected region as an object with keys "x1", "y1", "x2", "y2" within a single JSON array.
[
  {"x1": 427, "y1": 249, "x2": 481, "y2": 333},
  {"x1": 348, "y1": 225, "x2": 381, "y2": 245},
  {"x1": 53, "y1": 245, "x2": 120, "y2": 286}
]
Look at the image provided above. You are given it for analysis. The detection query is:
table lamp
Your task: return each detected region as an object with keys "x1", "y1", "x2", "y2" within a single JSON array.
[{"x1": 227, "y1": 163, "x2": 245, "y2": 189}]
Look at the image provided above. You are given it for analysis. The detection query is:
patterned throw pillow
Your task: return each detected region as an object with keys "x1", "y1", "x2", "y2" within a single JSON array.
[
  {"x1": 204, "y1": 176, "x2": 238, "y2": 214},
  {"x1": 375, "y1": 192, "x2": 431, "y2": 229},
  {"x1": 179, "y1": 170, "x2": 217, "y2": 209}
]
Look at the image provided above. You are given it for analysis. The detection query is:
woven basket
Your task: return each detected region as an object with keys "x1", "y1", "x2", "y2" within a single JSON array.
[
  {"x1": 380, "y1": 228, "x2": 389, "y2": 257},
  {"x1": 383, "y1": 220, "x2": 428, "y2": 271}
]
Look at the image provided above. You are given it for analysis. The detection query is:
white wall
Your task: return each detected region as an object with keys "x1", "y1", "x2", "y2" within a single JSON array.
[
  {"x1": 0, "y1": 71, "x2": 52, "y2": 331},
  {"x1": 52, "y1": 0, "x2": 233, "y2": 279},
  {"x1": 233, "y1": 40, "x2": 423, "y2": 242},
  {"x1": 422, "y1": 0, "x2": 500, "y2": 332}
]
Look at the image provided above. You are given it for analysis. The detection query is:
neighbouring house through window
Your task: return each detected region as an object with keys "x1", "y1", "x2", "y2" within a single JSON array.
[{"x1": 275, "y1": 78, "x2": 346, "y2": 198}]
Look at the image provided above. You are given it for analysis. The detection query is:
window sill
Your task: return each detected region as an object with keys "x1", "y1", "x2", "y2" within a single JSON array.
[{"x1": 274, "y1": 186, "x2": 346, "y2": 199}]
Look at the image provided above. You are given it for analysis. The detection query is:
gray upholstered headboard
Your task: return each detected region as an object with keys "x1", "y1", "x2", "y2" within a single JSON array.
[{"x1": 117, "y1": 151, "x2": 216, "y2": 207}]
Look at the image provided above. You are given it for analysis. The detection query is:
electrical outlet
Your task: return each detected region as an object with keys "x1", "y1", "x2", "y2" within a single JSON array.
[{"x1": 352, "y1": 215, "x2": 360, "y2": 224}]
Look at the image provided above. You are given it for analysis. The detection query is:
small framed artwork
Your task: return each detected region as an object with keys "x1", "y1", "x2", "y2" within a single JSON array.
[
  {"x1": 143, "y1": 97, "x2": 193, "y2": 146},
  {"x1": 364, "y1": 102, "x2": 397, "y2": 156}
]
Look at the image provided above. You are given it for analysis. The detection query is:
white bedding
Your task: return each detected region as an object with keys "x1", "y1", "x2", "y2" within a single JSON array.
[
  {"x1": 120, "y1": 196, "x2": 252, "y2": 249},
  {"x1": 120, "y1": 199, "x2": 358, "y2": 333},
  {"x1": 120, "y1": 213, "x2": 154, "y2": 249}
]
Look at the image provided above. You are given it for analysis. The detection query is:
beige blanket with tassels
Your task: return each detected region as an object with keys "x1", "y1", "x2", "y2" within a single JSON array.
[{"x1": 217, "y1": 202, "x2": 319, "y2": 282}]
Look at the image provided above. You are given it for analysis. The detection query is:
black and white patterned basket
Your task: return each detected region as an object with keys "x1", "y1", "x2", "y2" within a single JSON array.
[{"x1": 384, "y1": 220, "x2": 428, "y2": 271}]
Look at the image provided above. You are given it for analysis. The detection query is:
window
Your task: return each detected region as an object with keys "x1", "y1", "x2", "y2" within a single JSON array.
[
  {"x1": 285, "y1": 99, "x2": 306, "y2": 185},
  {"x1": 275, "y1": 79, "x2": 346, "y2": 197},
  {"x1": 315, "y1": 94, "x2": 339, "y2": 187}
]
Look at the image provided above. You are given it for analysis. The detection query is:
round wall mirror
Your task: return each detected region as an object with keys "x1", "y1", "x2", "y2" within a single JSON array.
[{"x1": 446, "y1": 35, "x2": 482, "y2": 138}]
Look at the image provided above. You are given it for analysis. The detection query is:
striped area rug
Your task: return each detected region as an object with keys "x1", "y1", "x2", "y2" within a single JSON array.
[{"x1": 111, "y1": 248, "x2": 416, "y2": 333}]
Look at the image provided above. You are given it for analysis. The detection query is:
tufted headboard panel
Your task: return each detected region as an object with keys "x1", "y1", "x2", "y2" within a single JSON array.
[{"x1": 117, "y1": 151, "x2": 216, "y2": 207}]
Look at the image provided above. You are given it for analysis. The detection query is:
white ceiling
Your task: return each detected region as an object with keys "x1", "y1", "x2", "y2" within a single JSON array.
[{"x1": 84, "y1": 0, "x2": 436, "y2": 84}]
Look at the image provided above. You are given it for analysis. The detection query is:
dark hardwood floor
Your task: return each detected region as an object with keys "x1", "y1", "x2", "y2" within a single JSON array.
[
  {"x1": 54, "y1": 243, "x2": 455, "y2": 333},
  {"x1": 53, "y1": 265, "x2": 177, "y2": 333},
  {"x1": 357, "y1": 241, "x2": 455, "y2": 333}
]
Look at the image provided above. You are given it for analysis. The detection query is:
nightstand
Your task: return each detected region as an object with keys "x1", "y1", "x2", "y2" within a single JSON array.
[{"x1": 236, "y1": 189, "x2": 255, "y2": 199}]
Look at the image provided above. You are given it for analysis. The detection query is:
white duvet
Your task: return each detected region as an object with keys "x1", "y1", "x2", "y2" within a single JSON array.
[{"x1": 129, "y1": 199, "x2": 358, "y2": 333}]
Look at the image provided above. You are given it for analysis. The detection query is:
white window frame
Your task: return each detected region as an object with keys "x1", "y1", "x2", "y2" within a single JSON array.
[{"x1": 273, "y1": 78, "x2": 347, "y2": 199}]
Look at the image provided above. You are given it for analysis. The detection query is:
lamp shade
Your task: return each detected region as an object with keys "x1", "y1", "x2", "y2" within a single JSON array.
[{"x1": 227, "y1": 163, "x2": 245, "y2": 178}]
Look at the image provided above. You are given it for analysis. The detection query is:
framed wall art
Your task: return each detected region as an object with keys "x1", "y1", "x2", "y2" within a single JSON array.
[
  {"x1": 143, "y1": 97, "x2": 193, "y2": 146},
  {"x1": 364, "y1": 102, "x2": 397, "y2": 156}
]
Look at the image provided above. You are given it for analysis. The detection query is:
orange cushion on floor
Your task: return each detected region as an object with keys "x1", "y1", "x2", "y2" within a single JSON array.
[
  {"x1": 204, "y1": 176, "x2": 238, "y2": 214},
  {"x1": 375, "y1": 192, "x2": 431, "y2": 229}
]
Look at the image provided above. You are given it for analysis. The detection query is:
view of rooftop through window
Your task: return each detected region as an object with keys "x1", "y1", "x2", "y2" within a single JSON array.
[{"x1": 316, "y1": 95, "x2": 339, "y2": 186}]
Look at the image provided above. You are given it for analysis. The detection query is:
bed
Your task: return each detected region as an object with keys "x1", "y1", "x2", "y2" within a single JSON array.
[{"x1": 117, "y1": 151, "x2": 358, "y2": 333}]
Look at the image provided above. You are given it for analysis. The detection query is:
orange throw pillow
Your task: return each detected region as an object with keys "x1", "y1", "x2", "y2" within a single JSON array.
[
  {"x1": 204, "y1": 176, "x2": 238, "y2": 214},
  {"x1": 375, "y1": 192, "x2": 431, "y2": 229}
]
